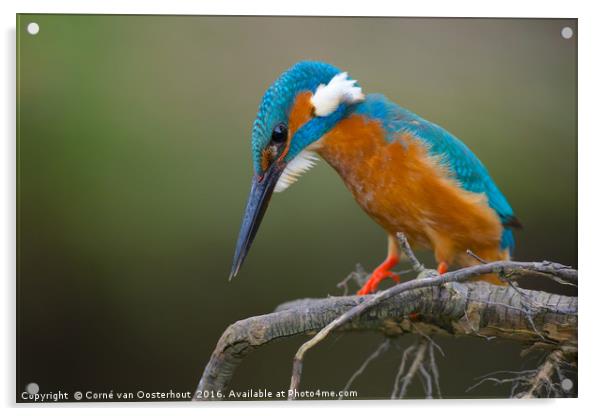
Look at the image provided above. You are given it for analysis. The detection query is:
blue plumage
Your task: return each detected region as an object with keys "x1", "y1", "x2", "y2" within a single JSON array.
[
  {"x1": 252, "y1": 61, "x2": 341, "y2": 173},
  {"x1": 287, "y1": 104, "x2": 348, "y2": 161}
]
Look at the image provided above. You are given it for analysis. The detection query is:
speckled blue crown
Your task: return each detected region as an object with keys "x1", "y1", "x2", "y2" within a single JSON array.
[{"x1": 251, "y1": 61, "x2": 341, "y2": 173}]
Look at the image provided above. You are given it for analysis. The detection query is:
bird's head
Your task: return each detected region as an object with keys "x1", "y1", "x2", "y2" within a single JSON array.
[{"x1": 229, "y1": 61, "x2": 365, "y2": 279}]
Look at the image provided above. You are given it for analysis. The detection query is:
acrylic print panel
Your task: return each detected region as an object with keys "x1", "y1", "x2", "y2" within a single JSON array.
[{"x1": 16, "y1": 14, "x2": 577, "y2": 402}]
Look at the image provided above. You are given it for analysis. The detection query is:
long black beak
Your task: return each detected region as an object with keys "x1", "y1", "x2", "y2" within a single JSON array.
[{"x1": 229, "y1": 162, "x2": 284, "y2": 280}]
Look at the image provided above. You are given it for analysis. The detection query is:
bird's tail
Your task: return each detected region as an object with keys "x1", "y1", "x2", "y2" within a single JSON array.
[{"x1": 501, "y1": 227, "x2": 515, "y2": 254}]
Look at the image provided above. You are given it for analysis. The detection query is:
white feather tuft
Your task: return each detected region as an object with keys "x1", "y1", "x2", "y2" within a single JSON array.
[
  {"x1": 310, "y1": 72, "x2": 365, "y2": 117},
  {"x1": 274, "y1": 150, "x2": 319, "y2": 193}
]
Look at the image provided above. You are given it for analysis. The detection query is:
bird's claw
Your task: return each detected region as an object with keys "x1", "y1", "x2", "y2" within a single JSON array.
[{"x1": 357, "y1": 269, "x2": 400, "y2": 295}]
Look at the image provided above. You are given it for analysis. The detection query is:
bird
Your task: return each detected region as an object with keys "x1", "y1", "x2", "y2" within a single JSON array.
[{"x1": 229, "y1": 61, "x2": 521, "y2": 295}]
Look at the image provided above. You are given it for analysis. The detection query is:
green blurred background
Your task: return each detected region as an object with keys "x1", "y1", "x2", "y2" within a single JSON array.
[{"x1": 17, "y1": 15, "x2": 577, "y2": 401}]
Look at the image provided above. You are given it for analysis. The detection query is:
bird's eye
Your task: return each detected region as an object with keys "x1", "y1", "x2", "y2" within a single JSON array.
[{"x1": 271, "y1": 123, "x2": 288, "y2": 144}]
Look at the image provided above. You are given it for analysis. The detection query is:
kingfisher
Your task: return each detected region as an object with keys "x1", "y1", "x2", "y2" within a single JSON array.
[{"x1": 229, "y1": 61, "x2": 521, "y2": 295}]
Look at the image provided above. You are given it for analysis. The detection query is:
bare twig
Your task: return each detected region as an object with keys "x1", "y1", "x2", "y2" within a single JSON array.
[
  {"x1": 419, "y1": 364, "x2": 433, "y2": 399},
  {"x1": 410, "y1": 323, "x2": 445, "y2": 357},
  {"x1": 340, "y1": 339, "x2": 391, "y2": 395},
  {"x1": 428, "y1": 341, "x2": 442, "y2": 398},
  {"x1": 396, "y1": 338, "x2": 428, "y2": 398},
  {"x1": 337, "y1": 264, "x2": 369, "y2": 296},
  {"x1": 391, "y1": 344, "x2": 416, "y2": 399},
  {"x1": 390, "y1": 337, "x2": 442, "y2": 399},
  {"x1": 466, "y1": 249, "x2": 487, "y2": 264},
  {"x1": 467, "y1": 347, "x2": 576, "y2": 398},
  {"x1": 397, "y1": 233, "x2": 424, "y2": 273},
  {"x1": 519, "y1": 349, "x2": 567, "y2": 398},
  {"x1": 466, "y1": 373, "x2": 535, "y2": 394}
]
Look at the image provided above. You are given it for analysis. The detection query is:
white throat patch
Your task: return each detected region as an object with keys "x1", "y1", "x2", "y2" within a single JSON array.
[
  {"x1": 310, "y1": 72, "x2": 365, "y2": 117},
  {"x1": 274, "y1": 72, "x2": 363, "y2": 192},
  {"x1": 274, "y1": 150, "x2": 319, "y2": 193}
]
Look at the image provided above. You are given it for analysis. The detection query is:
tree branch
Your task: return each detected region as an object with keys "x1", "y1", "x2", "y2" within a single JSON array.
[
  {"x1": 194, "y1": 279, "x2": 577, "y2": 400},
  {"x1": 287, "y1": 251, "x2": 576, "y2": 395}
]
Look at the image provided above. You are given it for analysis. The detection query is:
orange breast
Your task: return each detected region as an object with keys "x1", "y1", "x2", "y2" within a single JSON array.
[{"x1": 315, "y1": 114, "x2": 506, "y2": 266}]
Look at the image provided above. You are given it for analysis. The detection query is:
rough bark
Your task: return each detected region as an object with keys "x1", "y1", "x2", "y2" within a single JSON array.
[{"x1": 194, "y1": 281, "x2": 577, "y2": 401}]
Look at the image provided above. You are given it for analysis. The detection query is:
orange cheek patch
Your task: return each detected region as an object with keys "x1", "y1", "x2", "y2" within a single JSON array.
[
  {"x1": 275, "y1": 90, "x2": 315, "y2": 163},
  {"x1": 288, "y1": 91, "x2": 314, "y2": 136}
]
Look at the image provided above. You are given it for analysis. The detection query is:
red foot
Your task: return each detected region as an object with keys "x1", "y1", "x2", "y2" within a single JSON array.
[
  {"x1": 357, "y1": 256, "x2": 400, "y2": 295},
  {"x1": 437, "y1": 261, "x2": 448, "y2": 275}
]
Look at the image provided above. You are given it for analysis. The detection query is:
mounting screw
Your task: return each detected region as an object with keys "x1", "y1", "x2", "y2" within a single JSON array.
[
  {"x1": 25, "y1": 382, "x2": 39, "y2": 394},
  {"x1": 27, "y1": 22, "x2": 40, "y2": 35},
  {"x1": 561, "y1": 26, "x2": 573, "y2": 40}
]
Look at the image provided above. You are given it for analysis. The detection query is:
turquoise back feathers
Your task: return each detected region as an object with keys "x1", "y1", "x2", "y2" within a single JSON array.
[{"x1": 354, "y1": 94, "x2": 518, "y2": 251}]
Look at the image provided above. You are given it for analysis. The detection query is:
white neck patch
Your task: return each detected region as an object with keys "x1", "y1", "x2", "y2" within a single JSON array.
[
  {"x1": 310, "y1": 72, "x2": 365, "y2": 117},
  {"x1": 274, "y1": 150, "x2": 319, "y2": 193}
]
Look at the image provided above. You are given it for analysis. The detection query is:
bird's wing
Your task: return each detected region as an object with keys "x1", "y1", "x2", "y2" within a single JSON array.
[{"x1": 356, "y1": 94, "x2": 518, "y2": 249}]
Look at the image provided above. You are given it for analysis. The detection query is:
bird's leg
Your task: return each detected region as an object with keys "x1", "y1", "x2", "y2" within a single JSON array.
[
  {"x1": 357, "y1": 235, "x2": 400, "y2": 295},
  {"x1": 432, "y1": 233, "x2": 454, "y2": 276},
  {"x1": 357, "y1": 255, "x2": 400, "y2": 295},
  {"x1": 436, "y1": 261, "x2": 448, "y2": 275}
]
